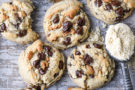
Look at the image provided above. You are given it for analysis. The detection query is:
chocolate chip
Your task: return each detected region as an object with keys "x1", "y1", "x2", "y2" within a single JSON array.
[
  {"x1": 112, "y1": 0, "x2": 121, "y2": 6},
  {"x1": 54, "y1": 72, "x2": 59, "y2": 78},
  {"x1": 86, "y1": 44, "x2": 90, "y2": 48},
  {"x1": 53, "y1": 14, "x2": 59, "y2": 23},
  {"x1": 32, "y1": 85, "x2": 41, "y2": 90},
  {"x1": 15, "y1": 23, "x2": 20, "y2": 29},
  {"x1": 83, "y1": 54, "x2": 93, "y2": 65},
  {"x1": 9, "y1": 2, "x2": 12, "y2": 4},
  {"x1": 63, "y1": 21, "x2": 72, "y2": 32},
  {"x1": 33, "y1": 60, "x2": 40, "y2": 69},
  {"x1": 116, "y1": 7, "x2": 124, "y2": 16},
  {"x1": 93, "y1": 43, "x2": 102, "y2": 49},
  {"x1": 95, "y1": 0, "x2": 102, "y2": 7},
  {"x1": 59, "y1": 60, "x2": 64, "y2": 69},
  {"x1": 115, "y1": 16, "x2": 123, "y2": 22},
  {"x1": 18, "y1": 30, "x2": 27, "y2": 37},
  {"x1": 76, "y1": 27, "x2": 83, "y2": 35},
  {"x1": 75, "y1": 51, "x2": 81, "y2": 55},
  {"x1": 44, "y1": 45, "x2": 51, "y2": 52},
  {"x1": 0, "y1": 23, "x2": 6, "y2": 32},
  {"x1": 90, "y1": 74, "x2": 94, "y2": 78},
  {"x1": 39, "y1": 68, "x2": 47, "y2": 75},
  {"x1": 105, "y1": 3, "x2": 112, "y2": 11},
  {"x1": 76, "y1": 70, "x2": 84, "y2": 78},
  {"x1": 38, "y1": 52, "x2": 46, "y2": 60},
  {"x1": 63, "y1": 37, "x2": 71, "y2": 46},
  {"x1": 48, "y1": 51, "x2": 53, "y2": 56},
  {"x1": 77, "y1": 18, "x2": 85, "y2": 26}
]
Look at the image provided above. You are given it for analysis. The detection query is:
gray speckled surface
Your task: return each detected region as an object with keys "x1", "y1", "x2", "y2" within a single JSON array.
[{"x1": 0, "y1": 0, "x2": 135, "y2": 90}]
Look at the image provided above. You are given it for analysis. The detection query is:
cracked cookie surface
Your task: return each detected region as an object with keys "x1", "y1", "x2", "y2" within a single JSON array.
[
  {"x1": 87, "y1": 0, "x2": 134, "y2": 24},
  {"x1": 0, "y1": 0, "x2": 39, "y2": 44},
  {"x1": 18, "y1": 40, "x2": 65, "y2": 88},
  {"x1": 67, "y1": 41, "x2": 115, "y2": 89},
  {"x1": 43, "y1": 0, "x2": 90, "y2": 49}
]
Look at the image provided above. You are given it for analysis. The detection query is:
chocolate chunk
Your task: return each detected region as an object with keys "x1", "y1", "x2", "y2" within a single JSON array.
[
  {"x1": 53, "y1": 14, "x2": 59, "y2": 23},
  {"x1": 39, "y1": 68, "x2": 47, "y2": 75},
  {"x1": 115, "y1": 16, "x2": 123, "y2": 22},
  {"x1": 0, "y1": 23, "x2": 6, "y2": 32},
  {"x1": 63, "y1": 21, "x2": 72, "y2": 32},
  {"x1": 83, "y1": 54, "x2": 93, "y2": 65},
  {"x1": 93, "y1": 43, "x2": 102, "y2": 49},
  {"x1": 75, "y1": 51, "x2": 81, "y2": 55},
  {"x1": 9, "y1": 2, "x2": 12, "y2": 4},
  {"x1": 32, "y1": 85, "x2": 41, "y2": 90},
  {"x1": 38, "y1": 52, "x2": 46, "y2": 60},
  {"x1": 76, "y1": 27, "x2": 83, "y2": 35},
  {"x1": 44, "y1": 45, "x2": 51, "y2": 52},
  {"x1": 63, "y1": 37, "x2": 71, "y2": 46},
  {"x1": 77, "y1": 18, "x2": 85, "y2": 26},
  {"x1": 90, "y1": 74, "x2": 94, "y2": 78},
  {"x1": 86, "y1": 44, "x2": 90, "y2": 48},
  {"x1": 116, "y1": 7, "x2": 124, "y2": 16},
  {"x1": 111, "y1": 1, "x2": 121, "y2": 6},
  {"x1": 54, "y1": 72, "x2": 59, "y2": 78},
  {"x1": 48, "y1": 51, "x2": 53, "y2": 56},
  {"x1": 76, "y1": 70, "x2": 84, "y2": 78},
  {"x1": 18, "y1": 30, "x2": 27, "y2": 37},
  {"x1": 105, "y1": 3, "x2": 112, "y2": 11},
  {"x1": 95, "y1": 0, "x2": 102, "y2": 7},
  {"x1": 59, "y1": 60, "x2": 64, "y2": 69},
  {"x1": 33, "y1": 60, "x2": 40, "y2": 69}
]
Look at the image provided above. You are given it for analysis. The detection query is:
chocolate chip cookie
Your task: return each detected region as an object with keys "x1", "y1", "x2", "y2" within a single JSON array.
[
  {"x1": 18, "y1": 40, "x2": 65, "y2": 88},
  {"x1": 0, "y1": 0, "x2": 39, "y2": 44},
  {"x1": 43, "y1": 0, "x2": 90, "y2": 49},
  {"x1": 67, "y1": 42, "x2": 115, "y2": 89},
  {"x1": 87, "y1": 0, "x2": 135, "y2": 24}
]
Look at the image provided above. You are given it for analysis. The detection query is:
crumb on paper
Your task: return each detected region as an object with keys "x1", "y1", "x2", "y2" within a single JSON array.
[{"x1": 87, "y1": 27, "x2": 104, "y2": 43}]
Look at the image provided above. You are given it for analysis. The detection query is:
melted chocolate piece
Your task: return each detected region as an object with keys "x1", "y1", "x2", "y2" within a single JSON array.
[
  {"x1": 59, "y1": 60, "x2": 64, "y2": 69},
  {"x1": 86, "y1": 44, "x2": 90, "y2": 48},
  {"x1": 33, "y1": 60, "x2": 40, "y2": 69},
  {"x1": 83, "y1": 54, "x2": 93, "y2": 65},
  {"x1": 93, "y1": 43, "x2": 102, "y2": 49},
  {"x1": 77, "y1": 18, "x2": 85, "y2": 26},
  {"x1": 54, "y1": 72, "x2": 59, "y2": 78},
  {"x1": 18, "y1": 30, "x2": 27, "y2": 37},
  {"x1": 116, "y1": 7, "x2": 124, "y2": 16},
  {"x1": 38, "y1": 52, "x2": 46, "y2": 60},
  {"x1": 76, "y1": 70, "x2": 84, "y2": 78},
  {"x1": 105, "y1": 3, "x2": 112, "y2": 11},
  {"x1": 76, "y1": 27, "x2": 83, "y2": 35},
  {"x1": 95, "y1": 0, "x2": 102, "y2": 7},
  {"x1": 63, "y1": 37, "x2": 71, "y2": 46},
  {"x1": 112, "y1": 0, "x2": 121, "y2": 6},
  {"x1": 0, "y1": 23, "x2": 6, "y2": 32},
  {"x1": 75, "y1": 51, "x2": 81, "y2": 55},
  {"x1": 63, "y1": 21, "x2": 73, "y2": 32},
  {"x1": 53, "y1": 14, "x2": 59, "y2": 23},
  {"x1": 39, "y1": 68, "x2": 47, "y2": 75}
]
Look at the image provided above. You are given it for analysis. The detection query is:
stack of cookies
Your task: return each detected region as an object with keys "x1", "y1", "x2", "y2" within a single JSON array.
[{"x1": 0, "y1": 0, "x2": 134, "y2": 90}]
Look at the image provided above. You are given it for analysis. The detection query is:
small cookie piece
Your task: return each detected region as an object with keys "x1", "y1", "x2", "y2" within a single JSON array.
[
  {"x1": 105, "y1": 23, "x2": 135, "y2": 60},
  {"x1": 87, "y1": 0, "x2": 134, "y2": 24},
  {"x1": 67, "y1": 42, "x2": 115, "y2": 89},
  {"x1": 0, "y1": 0, "x2": 39, "y2": 44},
  {"x1": 43, "y1": 0, "x2": 90, "y2": 49},
  {"x1": 18, "y1": 40, "x2": 65, "y2": 88}
]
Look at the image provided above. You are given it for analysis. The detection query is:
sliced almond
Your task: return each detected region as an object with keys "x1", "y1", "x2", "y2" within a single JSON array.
[
  {"x1": 21, "y1": 11, "x2": 27, "y2": 17},
  {"x1": 27, "y1": 51, "x2": 33, "y2": 60},
  {"x1": 86, "y1": 65, "x2": 94, "y2": 75}
]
